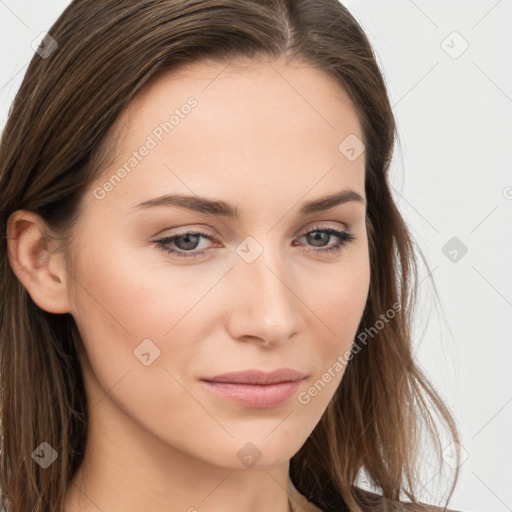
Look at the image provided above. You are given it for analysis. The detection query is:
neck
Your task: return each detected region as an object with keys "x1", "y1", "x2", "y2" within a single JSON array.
[{"x1": 64, "y1": 395, "x2": 294, "y2": 512}]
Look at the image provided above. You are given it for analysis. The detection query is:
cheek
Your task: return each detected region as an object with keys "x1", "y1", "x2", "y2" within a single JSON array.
[
  {"x1": 293, "y1": 256, "x2": 369, "y2": 418},
  {"x1": 70, "y1": 241, "x2": 193, "y2": 339},
  {"x1": 68, "y1": 240, "x2": 228, "y2": 393},
  {"x1": 301, "y1": 255, "x2": 369, "y2": 399},
  {"x1": 68, "y1": 246, "x2": 213, "y2": 445},
  {"x1": 306, "y1": 247, "x2": 370, "y2": 347},
  {"x1": 314, "y1": 269, "x2": 368, "y2": 323},
  {"x1": 67, "y1": 244, "x2": 169, "y2": 392}
]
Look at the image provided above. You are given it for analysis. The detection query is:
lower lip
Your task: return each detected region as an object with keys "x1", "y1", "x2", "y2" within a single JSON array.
[{"x1": 200, "y1": 379, "x2": 304, "y2": 408}]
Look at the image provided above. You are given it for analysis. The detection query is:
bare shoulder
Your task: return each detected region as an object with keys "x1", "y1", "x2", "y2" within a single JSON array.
[{"x1": 352, "y1": 487, "x2": 463, "y2": 512}]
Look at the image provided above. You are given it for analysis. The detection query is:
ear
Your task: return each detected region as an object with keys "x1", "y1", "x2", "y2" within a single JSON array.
[{"x1": 6, "y1": 210, "x2": 72, "y2": 314}]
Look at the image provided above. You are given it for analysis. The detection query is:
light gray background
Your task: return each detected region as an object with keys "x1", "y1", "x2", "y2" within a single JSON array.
[{"x1": 0, "y1": 1, "x2": 511, "y2": 511}]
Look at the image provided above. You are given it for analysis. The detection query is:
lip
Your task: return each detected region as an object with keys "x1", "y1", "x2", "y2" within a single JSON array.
[
  {"x1": 200, "y1": 368, "x2": 306, "y2": 409},
  {"x1": 202, "y1": 368, "x2": 306, "y2": 385}
]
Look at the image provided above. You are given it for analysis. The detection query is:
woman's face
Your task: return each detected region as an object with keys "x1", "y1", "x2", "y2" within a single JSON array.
[{"x1": 67, "y1": 57, "x2": 370, "y2": 469}]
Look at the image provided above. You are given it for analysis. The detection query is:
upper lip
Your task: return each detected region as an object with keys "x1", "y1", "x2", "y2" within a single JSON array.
[{"x1": 201, "y1": 368, "x2": 306, "y2": 385}]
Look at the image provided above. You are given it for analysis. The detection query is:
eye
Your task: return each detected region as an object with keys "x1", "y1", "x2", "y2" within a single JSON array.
[
  {"x1": 154, "y1": 225, "x2": 355, "y2": 259},
  {"x1": 295, "y1": 226, "x2": 356, "y2": 255},
  {"x1": 154, "y1": 230, "x2": 214, "y2": 259}
]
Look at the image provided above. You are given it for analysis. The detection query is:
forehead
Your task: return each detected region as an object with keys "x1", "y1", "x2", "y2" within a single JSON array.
[
  {"x1": 121, "y1": 56, "x2": 361, "y2": 142},
  {"x1": 89, "y1": 57, "x2": 365, "y2": 215}
]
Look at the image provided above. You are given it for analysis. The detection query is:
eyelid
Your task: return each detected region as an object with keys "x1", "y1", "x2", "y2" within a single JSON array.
[
  {"x1": 297, "y1": 221, "x2": 348, "y2": 236},
  {"x1": 154, "y1": 221, "x2": 348, "y2": 242},
  {"x1": 161, "y1": 225, "x2": 216, "y2": 238}
]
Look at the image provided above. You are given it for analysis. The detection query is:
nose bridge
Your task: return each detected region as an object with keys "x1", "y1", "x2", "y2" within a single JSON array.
[{"x1": 228, "y1": 235, "x2": 300, "y2": 343}]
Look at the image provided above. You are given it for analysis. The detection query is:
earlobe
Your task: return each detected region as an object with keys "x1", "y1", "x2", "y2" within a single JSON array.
[{"x1": 6, "y1": 210, "x2": 72, "y2": 314}]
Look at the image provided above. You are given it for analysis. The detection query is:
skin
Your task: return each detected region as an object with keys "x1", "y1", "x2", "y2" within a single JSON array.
[{"x1": 7, "y1": 57, "x2": 370, "y2": 512}]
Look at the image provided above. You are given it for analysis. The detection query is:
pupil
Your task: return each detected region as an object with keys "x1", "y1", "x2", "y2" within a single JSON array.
[
  {"x1": 308, "y1": 231, "x2": 328, "y2": 247},
  {"x1": 177, "y1": 234, "x2": 200, "y2": 250}
]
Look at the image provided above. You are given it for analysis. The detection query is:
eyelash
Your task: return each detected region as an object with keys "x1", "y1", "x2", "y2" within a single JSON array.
[{"x1": 154, "y1": 225, "x2": 356, "y2": 259}]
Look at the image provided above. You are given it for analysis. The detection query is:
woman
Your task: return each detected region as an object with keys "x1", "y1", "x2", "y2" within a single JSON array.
[{"x1": 0, "y1": 1, "x2": 463, "y2": 511}]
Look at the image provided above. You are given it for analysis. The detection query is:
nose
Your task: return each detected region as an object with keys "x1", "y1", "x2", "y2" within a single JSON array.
[{"x1": 225, "y1": 243, "x2": 301, "y2": 347}]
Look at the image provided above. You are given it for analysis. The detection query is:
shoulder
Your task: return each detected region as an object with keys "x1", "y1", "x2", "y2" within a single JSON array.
[
  {"x1": 352, "y1": 487, "x2": 464, "y2": 512},
  {"x1": 290, "y1": 475, "x2": 464, "y2": 512}
]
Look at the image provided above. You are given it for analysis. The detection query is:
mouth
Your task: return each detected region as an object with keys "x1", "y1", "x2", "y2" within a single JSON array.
[{"x1": 200, "y1": 368, "x2": 306, "y2": 409}]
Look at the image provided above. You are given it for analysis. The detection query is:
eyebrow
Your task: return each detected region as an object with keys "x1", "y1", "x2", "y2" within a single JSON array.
[{"x1": 131, "y1": 189, "x2": 365, "y2": 217}]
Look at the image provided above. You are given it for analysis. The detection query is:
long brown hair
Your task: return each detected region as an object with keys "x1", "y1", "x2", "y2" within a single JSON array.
[{"x1": 0, "y1": 1, "x2": 461, "y2": 510}]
